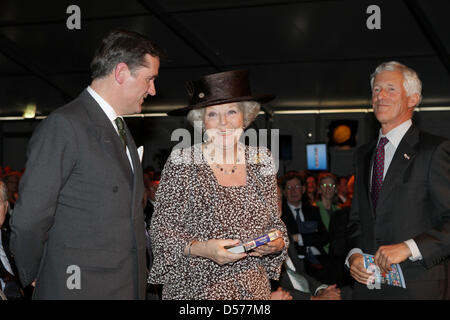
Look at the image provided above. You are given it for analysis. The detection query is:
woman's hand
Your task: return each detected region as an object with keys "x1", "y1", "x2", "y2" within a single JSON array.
[
  {"x1": 248, "y1": 234, "x2": 285, "y2": 257},
  {"x1": 190, "y1": 239, "x2": 247, "y2": 265}
]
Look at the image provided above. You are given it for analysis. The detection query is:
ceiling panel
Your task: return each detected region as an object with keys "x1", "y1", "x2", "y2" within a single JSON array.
[
  {"x1": 416, "y1": 0, "x2": 450, "y2": 52},
  {"x1": 0, "y1": 16, "x2": 207, "y2": 75},
  {"x1": 174, "y1": 0, "x2": 434, "y2": 66},
  {"x1": 0, "y1": 52, "x2": 27, "y2": 75},
  {"x1": 0, "y1": 0, "x2": 448, "y2": 117},
  {"x1": 0, "y1": 0, "x2": 147, "y2": 25}
]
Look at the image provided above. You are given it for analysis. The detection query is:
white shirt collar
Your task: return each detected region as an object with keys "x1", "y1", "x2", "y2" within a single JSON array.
[
  {"x1": 86, "y1": 86, "x2": 120, "y2": 123},
  {"x1": 378, "y1": 119, "x2": 412, "y2": 149},
  {"x1": 287, "y1": 201, "x2": 302, "y2": 212}
]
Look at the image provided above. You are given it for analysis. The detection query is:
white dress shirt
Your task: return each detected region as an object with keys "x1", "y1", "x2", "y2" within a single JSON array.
[
  {"x1": 346, "y1": 119, "x2": 422, "y2": 267},
  {"x1": 86, "y1": 86, "x2": 134, "y2": 172},
  {"x1": 287, "y1": 202, "x2": 321, "y2": 256},
  {"x1": 285, "y1": 256, "x2": 328, "y2": 296}
]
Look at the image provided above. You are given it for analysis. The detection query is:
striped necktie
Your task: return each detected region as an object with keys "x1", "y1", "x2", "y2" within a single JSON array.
[{"x1": 114, "y1": 117, "x2": 127, "y2": 151}]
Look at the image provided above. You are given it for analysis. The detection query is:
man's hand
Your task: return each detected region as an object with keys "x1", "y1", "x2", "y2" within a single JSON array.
[
  {"x1": 349, "y1": 253, "x2": 373, "y2": 285},
  {"x1": 311, "y1": 284, "x2": 341, "y2": 300},
  {"x1": 374, "y1": 243, "x2": 411, "y2": 274}
]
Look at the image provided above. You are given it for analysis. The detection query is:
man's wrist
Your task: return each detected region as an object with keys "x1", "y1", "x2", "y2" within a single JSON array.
[
  {"x1": 345, "y1": 248, "x2": 363, "y2": 268},
  {"x1": 404, "y1": 239, "x2": 422, "y2": 261},
  {"x1": 314, "y1": 284, "x2": 329, "y2": 296}
]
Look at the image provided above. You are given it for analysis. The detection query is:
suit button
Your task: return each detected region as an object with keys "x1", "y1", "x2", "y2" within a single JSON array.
[{"x1": 112, "y1": 186, "x2": 119, "y2": 193}]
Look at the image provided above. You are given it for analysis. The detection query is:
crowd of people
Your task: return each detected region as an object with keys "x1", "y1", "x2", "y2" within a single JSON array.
[{"x1": 272, "y1": 170, "x2": 355, "y2": 300}]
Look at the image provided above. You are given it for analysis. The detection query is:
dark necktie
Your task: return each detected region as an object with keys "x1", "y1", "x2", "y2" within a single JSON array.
[
  {"x1": 294, "y1": 208, "x2": 302, "y2": 232},
  {"x1": 371, "y1": 137, "x2": 389, "y2": 209},
  {"x1": 114, "y1": 117, "x2": 127, "y2": 151}
]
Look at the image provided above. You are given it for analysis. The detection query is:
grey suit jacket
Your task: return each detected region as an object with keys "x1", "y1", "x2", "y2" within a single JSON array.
[
  {"x1": 347, "y1": 125, "x2": 450, "y2": 299},
  {"x1": 10, "y1": 90, "x2": 146, "y2": 299}
]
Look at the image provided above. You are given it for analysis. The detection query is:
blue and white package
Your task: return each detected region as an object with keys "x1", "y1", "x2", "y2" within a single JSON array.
[{"x1": 227, "y1": 230, "x2": 281, "y2": 253}]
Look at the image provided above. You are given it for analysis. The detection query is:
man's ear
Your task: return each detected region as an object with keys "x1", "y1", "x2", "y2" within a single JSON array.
[
  {"x1": 301, "y1": 185, "x2": 306, "y2": 195},
  {"x1": 114, "y1": 62, "x2": 130, "y2": 85},
  {"x1": 407, "y1": 93, "x2": 420, "y2": 109}
]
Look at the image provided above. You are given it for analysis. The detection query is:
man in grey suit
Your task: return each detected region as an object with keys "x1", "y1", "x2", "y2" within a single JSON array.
[{"x1": 10, "y1": 30, "x2": 162, "y2": 299}]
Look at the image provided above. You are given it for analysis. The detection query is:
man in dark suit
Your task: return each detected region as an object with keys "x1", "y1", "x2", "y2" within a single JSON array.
[
  {"x1": 346, "y1": 61, "x2": 450, "y2": 299},
  {"x1": 10, "y1": 30, "x2": 162, "y2": 299},
  {"x1": 275, "y1": 238, "x2": 342, "y2": 300},
  {"x1": 280, "y1": 172, "x2": 329, "y2": 281}
]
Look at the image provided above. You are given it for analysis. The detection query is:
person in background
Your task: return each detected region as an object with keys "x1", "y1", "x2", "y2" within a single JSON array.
[
  {"x1": 3, "y1": 172, "x2": 20, "y2": 211},
  {"x1": 341, "y1": 175, "x2": 355, "y2": 208},
  {"x1": 144, "y1": 173, "x2": 161, "y2": 299},
  {"x1": 280, "y1": 171, "x2": 328, "y2": 281},
  {"x1": 336, "y1": 176, "x2": 349, "y2": 205},
  {"x1": 144, "y1": 173, "x2": 160, "y2": 228},
  {"x1": 273, "y1": 183, "x2": 341, "y2": 300},
  {"x1": 315, "y1": 172, "x2": 352, "y2": 287},
  {"x1": 0, "y1": 178, "x2": 24, "y2": 300},
  {"x1": 305, "y1": 174, "x2": 319, "y2": 205}
]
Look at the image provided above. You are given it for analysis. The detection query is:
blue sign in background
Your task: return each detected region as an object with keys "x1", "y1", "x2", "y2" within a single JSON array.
[{"x1": 306, "y1": 144, "x2": 327, "y2": 170}]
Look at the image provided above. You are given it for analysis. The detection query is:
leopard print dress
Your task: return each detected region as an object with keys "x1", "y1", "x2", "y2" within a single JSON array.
[{"x1": 148, "y1": 143, "x2": 288, "y2": 300}]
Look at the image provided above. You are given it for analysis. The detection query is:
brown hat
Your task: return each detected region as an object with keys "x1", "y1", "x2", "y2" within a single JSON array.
[{"x1": 167, "y1": 69, "x2": 275, "y2": 116}]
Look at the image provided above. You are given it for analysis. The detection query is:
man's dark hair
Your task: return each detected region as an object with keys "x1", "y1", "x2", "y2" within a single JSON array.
[
  {"x1": 280, "y1": 171, "x2": 305, "y2": 190},
  {"x1": 90, "y1": 29, "x2": 164, "y2": 79}
]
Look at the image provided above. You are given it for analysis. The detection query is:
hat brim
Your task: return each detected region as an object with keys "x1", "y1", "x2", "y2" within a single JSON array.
[{"x1": 167, "y1": 94, "x2": 275, "y2": 116}]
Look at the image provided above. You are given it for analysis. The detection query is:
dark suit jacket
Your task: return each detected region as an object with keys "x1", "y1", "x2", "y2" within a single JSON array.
[
  {"x1": 1, "y1": 225, "x2": 26, "y2": 300},
  {"x1": 277, "y1": 239, "x2": 324, "y2": 300},
  {"x1": 316, "y1": 206, "x2": 353, "y2": 287},
  {"x1": 347, "y1": 124, "x2": 450, "y2": 299},
  {"x1": 1, "y1": 226, "x2": 18, "y2": 277},
  {"x1": 10, "y1": 90, "x2": 146, "y2": 299},
  {"x1": 281, "y1": 200, "x2": 329, "y2": 255}
]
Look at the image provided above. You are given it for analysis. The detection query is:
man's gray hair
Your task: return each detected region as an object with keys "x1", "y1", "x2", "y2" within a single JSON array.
[
  {"x1": 0, "y1": 178, "x2": 8, "y2": 202},
  {"x1": 186, "y1": 100, "x2": 261, "y2": 131},
  {"x1": 370, "y1": 61, "x2": 422, "y2": 106}
]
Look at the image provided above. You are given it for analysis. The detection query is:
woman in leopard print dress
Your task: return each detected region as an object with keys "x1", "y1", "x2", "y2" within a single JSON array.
[{"x1": 148, "y1": 70, "x2": 288, "y2": 299}]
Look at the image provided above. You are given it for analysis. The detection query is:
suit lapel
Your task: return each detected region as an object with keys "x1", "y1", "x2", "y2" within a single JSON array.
[
  {"x1": 79, "y1": 90, "x2": 133, "y2": 187},
  {"x1": 124, "y1": 120, "x2": 143, "y2": 218},
  {"x1": 376, "y1": 125, "x2": 419, "y2": 215},
  {"x1": 360, "y1": 140, "x2": 377, "y2": 218}
]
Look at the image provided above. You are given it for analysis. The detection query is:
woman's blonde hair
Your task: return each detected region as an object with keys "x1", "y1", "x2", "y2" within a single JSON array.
[{"x1": 186, "y1": 101, "x2": 261, "y2": 131}]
